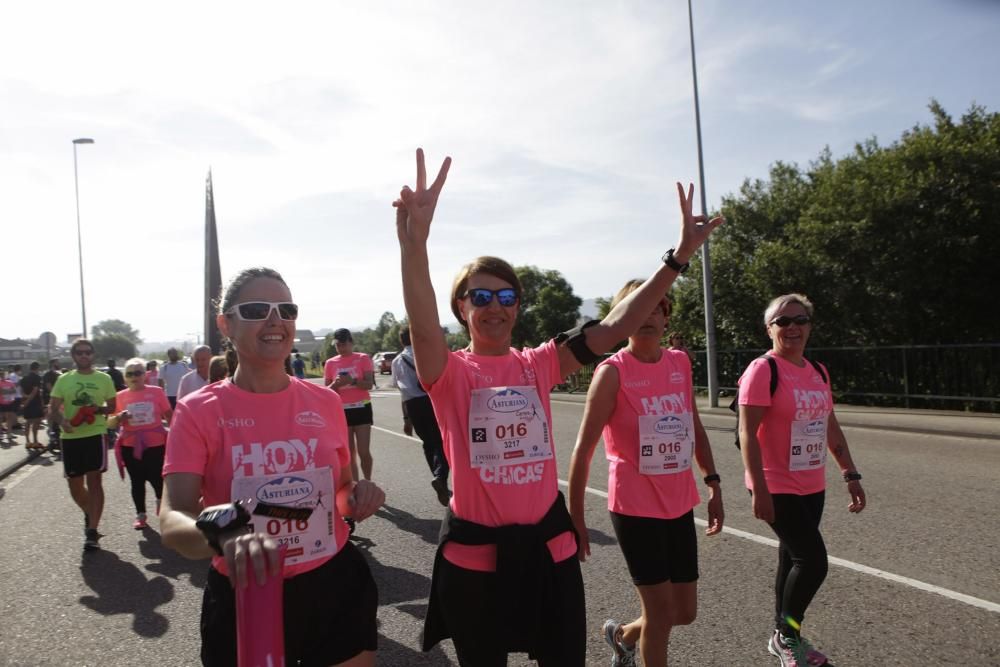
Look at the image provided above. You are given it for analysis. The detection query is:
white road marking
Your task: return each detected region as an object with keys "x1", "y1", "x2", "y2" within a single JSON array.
[{"x1": 372, "y1": 406, "x2": 1000, "y2": 614}]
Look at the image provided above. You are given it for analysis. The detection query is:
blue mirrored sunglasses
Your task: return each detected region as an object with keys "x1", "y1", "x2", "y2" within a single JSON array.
[{"x1": 463, "y1": 288, "x2": 519, "y2": 307}]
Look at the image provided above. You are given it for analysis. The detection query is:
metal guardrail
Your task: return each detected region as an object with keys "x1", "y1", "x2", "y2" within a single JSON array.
[
  {"x1": 555, "y1": 345, "x2": 999, "y2": 413},
  {"x1": 693, "y1": 344, "x2": 1000, "y2": 413}
]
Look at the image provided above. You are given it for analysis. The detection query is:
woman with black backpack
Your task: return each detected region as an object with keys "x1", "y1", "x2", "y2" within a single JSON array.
[{"x1": 736, "y1": 293, "x2": 867, "y2": 667}]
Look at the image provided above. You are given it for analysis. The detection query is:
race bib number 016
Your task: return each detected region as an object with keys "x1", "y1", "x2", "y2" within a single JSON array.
[
  {"x1": 637, "y1": 413, "x2": 694, "y2": 476},
  {"x1": 230, "y1": 466, "x2": 336, "y2": 565},
  {"x1": 468, "y1": 386, "x2": 553, "y2": 468},
  {"x1": 789, "y1": 418, "x2": 827, "y2": 471}
]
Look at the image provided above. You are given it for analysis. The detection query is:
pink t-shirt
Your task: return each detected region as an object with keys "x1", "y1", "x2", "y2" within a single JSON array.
[
  {"x1": 425, "y1": 340, "x2": 576, "y2": 572},
  {"x1": 145, "y1": 370, "x2": 159, "y2": 387},
  {"x1": 164, "y1": 378, "x2": 351, "y2": 577},
  {"x1": 116, "y1": 386, "x2": 171, "y2": 448},
  {"x1": 323, "y1": 353, "x2": 374, "y2": 407},
  {"x1": 737, "y1": 353, "x2": 832, "y2": 495},
  {"x1": 0, "y1": 379, "x2": 15, "y2": 405},
  {"x1": 600, "y1": 348, "x2": 701, "y2": 519}
]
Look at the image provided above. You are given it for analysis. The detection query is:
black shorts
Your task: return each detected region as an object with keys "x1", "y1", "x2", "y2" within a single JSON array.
[
  {"x1": 344, "y1": 403, "x2": 373, "y2": 428},
  {"x1": 201, "y1": 542, "x2": 378, "y2": 667},
  {"x1": 609, "y1": 509, "x2": 699, "y2": 586},
  {"x1": 0, "y1": 403, "x2": 14, "y2": 414},
  {"x1": 62, "y1": 434, "x2": 108, "y2": 478},
  {"x1": 22, "y1": 398, "x2": 44, "y2": 420}
]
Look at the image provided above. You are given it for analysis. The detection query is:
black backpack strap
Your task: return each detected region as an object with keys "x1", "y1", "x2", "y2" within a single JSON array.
[
  {"x1": 806, "y1": 358, "x2": 828, "y2": 385},
  {"x1": 765, "y1": 355, "x2": 779, "y2": 396}
]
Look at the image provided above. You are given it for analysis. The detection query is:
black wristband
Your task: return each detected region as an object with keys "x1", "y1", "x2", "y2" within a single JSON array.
[
  {"x1": 843, "y1": 471, "x2": 863, "y2": 482},
  {"x1": 703, "y1": 473, "x2": 721, "y2": 485},
  {"x1": 662, "y1": 248, "x2": 690, "y2": 274}
]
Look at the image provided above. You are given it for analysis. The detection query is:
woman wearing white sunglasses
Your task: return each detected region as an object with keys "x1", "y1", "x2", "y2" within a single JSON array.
[
  {"x1": 160, "y1": 267, "x2": 385, "y2": 666},
  {"x1": 395, "y1": 149, "x2": 724, "y2": 666}
]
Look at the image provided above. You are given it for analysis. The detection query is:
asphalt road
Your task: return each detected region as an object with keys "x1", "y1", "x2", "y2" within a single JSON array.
[{"x1": 1, "y1": 387, "x2": 998, "y2": 666}]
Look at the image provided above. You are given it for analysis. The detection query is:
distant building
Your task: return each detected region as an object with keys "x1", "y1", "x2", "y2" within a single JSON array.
[{"x1": 0, "y1": 337, "x2": 66, "y2": 364}]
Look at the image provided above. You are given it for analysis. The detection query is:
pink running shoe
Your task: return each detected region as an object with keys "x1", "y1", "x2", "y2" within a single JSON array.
[{"x1": 133, "y1": 513, "x2": 148, "y2": 530}]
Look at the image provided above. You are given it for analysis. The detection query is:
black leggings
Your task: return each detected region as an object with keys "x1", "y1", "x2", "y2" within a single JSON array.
[
  {"x1": 768, "y1": 491, "x2": 828, "y2": 636},
  {"x1": 122, "y1": 445, "x2": 165, "y2": 515}
]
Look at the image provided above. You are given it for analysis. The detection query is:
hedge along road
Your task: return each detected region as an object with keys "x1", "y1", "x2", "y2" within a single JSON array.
[{"x1": 0, "y1": 389, "x2": 997, "y2": 666}]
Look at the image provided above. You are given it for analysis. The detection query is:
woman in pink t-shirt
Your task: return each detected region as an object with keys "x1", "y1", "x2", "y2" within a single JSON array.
[
  {"x1": 394, "y1": 149, "x2": 724, "y2": 665},
  {"x1": 107, "y1": 357, "x2": 173, "y2": 530},
  {"x1": 323, "y1": 328, "x2": 376, "y2": 490},
  {"x1": 144, "y1": 360, "x2": 158, "y2": 387},
  {"x1": 569, "y1": 281, "x2": 724, "y2": 667},
  {"x1": 737, "y1": 293, "x2": 866, "y2": 667},
  {"x1": 159, "y1": 267, "x2": 385, "y2": 667}
]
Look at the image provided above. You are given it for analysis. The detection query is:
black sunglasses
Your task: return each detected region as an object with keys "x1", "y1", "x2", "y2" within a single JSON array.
[
  {"x1": 125, "y1": 370, "x2": 145, "y2": 378},
  {"x1": 225, "y1": 301, "x2": 299, "y2": 321},
  {"x1": 463, "y1": 288, "x2": 519, "y2": 308},
  {"x1": 770, "y1": 315, "x2": 811, "y2": 327}
]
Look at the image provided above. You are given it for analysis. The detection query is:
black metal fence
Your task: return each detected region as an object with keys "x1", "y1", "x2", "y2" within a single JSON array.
[{"x1": 692, "y1": 344, "x2": 1000, "y2": 413}]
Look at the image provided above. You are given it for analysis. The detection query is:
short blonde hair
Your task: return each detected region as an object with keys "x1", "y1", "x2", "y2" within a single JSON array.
[
  {"x1": 124, "y1": 357, "x2": 146, "y2": 372},
  {"x1": 763, "y1": 293, "x2": 814, "y2": 326}
]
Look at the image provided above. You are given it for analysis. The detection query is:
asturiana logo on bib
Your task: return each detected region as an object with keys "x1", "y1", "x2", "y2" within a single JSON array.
[
  {"x1": 295, "y1": 411, "x2": 326, "y2": 428},
  {"x1": 804, "y1": 420, "x2": 825, "y2": 436},
  {"x1": 487, "y1": 389, "x2": 529, "y2": 413},
  {"x1": 654, "y1": 415, "x2": 685, "y2": 435},
  {"x1": 256, "y1": 476, "x2": 314, "y2": 505}
]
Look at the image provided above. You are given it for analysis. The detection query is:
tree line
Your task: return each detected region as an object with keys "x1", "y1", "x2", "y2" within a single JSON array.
[{"x1": 94, "y1": 102, "x2": 997, "y2": 385}]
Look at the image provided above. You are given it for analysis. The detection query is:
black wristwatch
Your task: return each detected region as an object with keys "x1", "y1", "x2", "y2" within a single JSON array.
[
  {"x1": 662, "y1": 248, "x2": 690, "y2": 274},
  {"x1": 196, "y1": 499, "x2": 252, "y2": 555},
  {"x1": 843, "y1": 471, "x2": 863, "y2": 482},
  {"x1": 703, "y1": 473, "x2": 721, "y2": 485}
]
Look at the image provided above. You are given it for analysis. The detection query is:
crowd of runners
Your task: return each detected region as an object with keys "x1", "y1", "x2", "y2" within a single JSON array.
[{"x1": 17, "y1": 149, "x2": 869, "y2": 667}]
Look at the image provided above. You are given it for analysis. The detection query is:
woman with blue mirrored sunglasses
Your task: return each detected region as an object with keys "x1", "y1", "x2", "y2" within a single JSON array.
[{"x1": 395, "y1": 148, "x2": 725, "y2": 666}]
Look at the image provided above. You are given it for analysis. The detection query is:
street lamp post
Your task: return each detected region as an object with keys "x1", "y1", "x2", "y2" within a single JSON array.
[
  {"x1": 686, "y1": 0, "x2": 720, "y2": 407},
  {"x1": 72, "y1": 138, "x2": 95, "y2": 339}
]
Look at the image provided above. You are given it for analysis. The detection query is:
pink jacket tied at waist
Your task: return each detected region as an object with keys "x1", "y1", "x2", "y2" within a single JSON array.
[{"x1": 115, "y1": 426, "x2": 167, "y2": 479}]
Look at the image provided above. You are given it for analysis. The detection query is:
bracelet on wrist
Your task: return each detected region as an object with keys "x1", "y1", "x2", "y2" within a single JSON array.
[
  {"x1": 843, "y1": 471, "x2": 863, "y2": 482},
  {"x1": 703, "y1": 473, "x2": 721, "y2": 485}
]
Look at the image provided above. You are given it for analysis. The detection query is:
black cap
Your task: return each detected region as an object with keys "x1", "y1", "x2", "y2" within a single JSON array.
[{"x1": 333, "y1": 328, "x2": 352, "y2": 342}]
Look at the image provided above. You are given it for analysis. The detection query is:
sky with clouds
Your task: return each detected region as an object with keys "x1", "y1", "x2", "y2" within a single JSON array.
[{"x1": 3, "y1": 0, "x2": 997, "y2": 346}]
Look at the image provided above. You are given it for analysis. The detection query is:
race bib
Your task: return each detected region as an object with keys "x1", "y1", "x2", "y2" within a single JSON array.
[
  {"x1": 789, "y1": 417, "x2": 827, "y2": 471},
  {"x1": 128, "y1": 401, "x2": 156, "y2": 427},
  {"x1": 230, "y1": 466, "x2": 337, "y2": 566},
  {"x1": 468, "y1": 386, "x2": 553, "y2": 468},
  {"x1": 638, "y1": 413, "x2": 694, "y2": 475}
]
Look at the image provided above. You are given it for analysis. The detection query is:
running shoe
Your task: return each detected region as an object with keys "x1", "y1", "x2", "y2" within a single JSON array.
[
  {"x1": 431, "y1": 478, "x2": 451, "y2": 507},
  {"x1": 133, "y1": 514, "x2": 148, "y2": 530},
  {"x1": 602, "y1": 619, "x2": 637, "y2": 667},
  {"x1": 83, "y1": 528, "x2": 101, "y2": 551},
  {"x1": 769, "y1": 630, "x2": 814, "y2": 667}
]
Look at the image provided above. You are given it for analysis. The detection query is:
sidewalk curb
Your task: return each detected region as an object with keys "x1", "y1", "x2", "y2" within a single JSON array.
[{"x1": 0, "y1": 449, "x2": 43, "y2": 482}]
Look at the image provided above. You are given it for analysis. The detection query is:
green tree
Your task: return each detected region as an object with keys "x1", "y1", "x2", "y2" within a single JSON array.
[
  {"x1": 672, "y1": 101, "x2": 1000, "y2": 349},
  {"x1": 511, "y1": 266, "x2": 583, "y2": 348},
  {"x1": 92, "y1": 333, "x2": 138, "y2": 362},
  {"x1": 91, "y1": 319, "x2": 143, "y2": 345}
]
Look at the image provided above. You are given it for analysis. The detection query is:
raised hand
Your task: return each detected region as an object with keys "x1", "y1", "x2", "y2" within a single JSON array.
[
  {"x1": 675, "y1": 182, "x2": 725, "y2": 262},
  {"x1": 394, "y1": 148, "x2": 452, "y2": 247}
]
